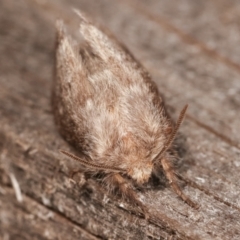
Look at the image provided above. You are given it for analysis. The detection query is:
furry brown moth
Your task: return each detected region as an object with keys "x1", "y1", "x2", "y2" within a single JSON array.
[{"x1": 53, "y1": 10, "x2": 197, "y2": 216}]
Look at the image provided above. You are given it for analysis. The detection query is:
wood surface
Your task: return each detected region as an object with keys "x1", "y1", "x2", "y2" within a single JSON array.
[{"x1": 0, "y1": 0, "x2": 240, "y2": 239}]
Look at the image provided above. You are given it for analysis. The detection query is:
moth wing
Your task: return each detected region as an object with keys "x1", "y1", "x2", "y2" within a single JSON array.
[
  {"x1": 55, "y1": 20, "x2": 93, "y2": 106},
  {"x1": 74, "y1": 9, "x2": 151, "y2": 81}
]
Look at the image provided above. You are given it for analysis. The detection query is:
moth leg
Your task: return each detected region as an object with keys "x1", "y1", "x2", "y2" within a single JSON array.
[
  {"x1": 103, "y1": 173, "x2": 148, "y2": 218},
  {"x1": 161, "y1": 158, "x2": 198, "y2": 209}
]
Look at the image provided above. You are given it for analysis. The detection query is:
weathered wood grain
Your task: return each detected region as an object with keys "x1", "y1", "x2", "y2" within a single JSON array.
[
  {"x1": 136, "y1": 0, "x2": 240, "y2": 65},
  {"x1": 0, "y1": 0, "x2": 240, "y2": 239}
]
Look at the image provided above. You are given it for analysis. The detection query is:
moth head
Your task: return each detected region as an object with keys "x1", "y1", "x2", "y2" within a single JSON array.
[{"x1": 127, "y1": 162, "x2": 153, "y2": 184}]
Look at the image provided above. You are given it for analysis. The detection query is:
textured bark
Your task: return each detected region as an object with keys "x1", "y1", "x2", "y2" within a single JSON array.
[{"x1": 0, "y1": 0, "x2": 240, "y2": 239}]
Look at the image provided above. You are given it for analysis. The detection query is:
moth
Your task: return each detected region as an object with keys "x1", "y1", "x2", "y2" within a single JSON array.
[{"x1": 53, "y1": 10, "x2": 197, "y2": 216}]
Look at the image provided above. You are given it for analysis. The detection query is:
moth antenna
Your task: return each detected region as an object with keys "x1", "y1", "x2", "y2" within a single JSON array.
[
  {"x1": 60, "y1": 150, "x2": 124, "y2": 173},
  {"x1": 164, "y1": 104, "x2": 188, "y2": 151},
  {"x1": 154, "y1": 104, "x2": 188, "y2": 162}
]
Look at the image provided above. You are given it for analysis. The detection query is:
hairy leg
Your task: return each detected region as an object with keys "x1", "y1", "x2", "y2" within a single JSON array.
[
  {"x1": 103, "y1": 173, "x2": 149, "y2": 218},
  {"x1": 161, "y1": 158, "x2": 198, "y2": 209}
]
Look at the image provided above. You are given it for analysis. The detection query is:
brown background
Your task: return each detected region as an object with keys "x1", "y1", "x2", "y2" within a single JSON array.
[{"x1": 1, "y1": 0, "x2": 240, "y2": 239}]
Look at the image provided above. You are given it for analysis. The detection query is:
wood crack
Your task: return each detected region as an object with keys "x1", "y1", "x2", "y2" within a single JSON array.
[
  {"x1": 186, "y1": 113, "x2": 240, "y2": 150},
  {"x1": 178, "y1": 174, "x2": 240, "y2": 212}
]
